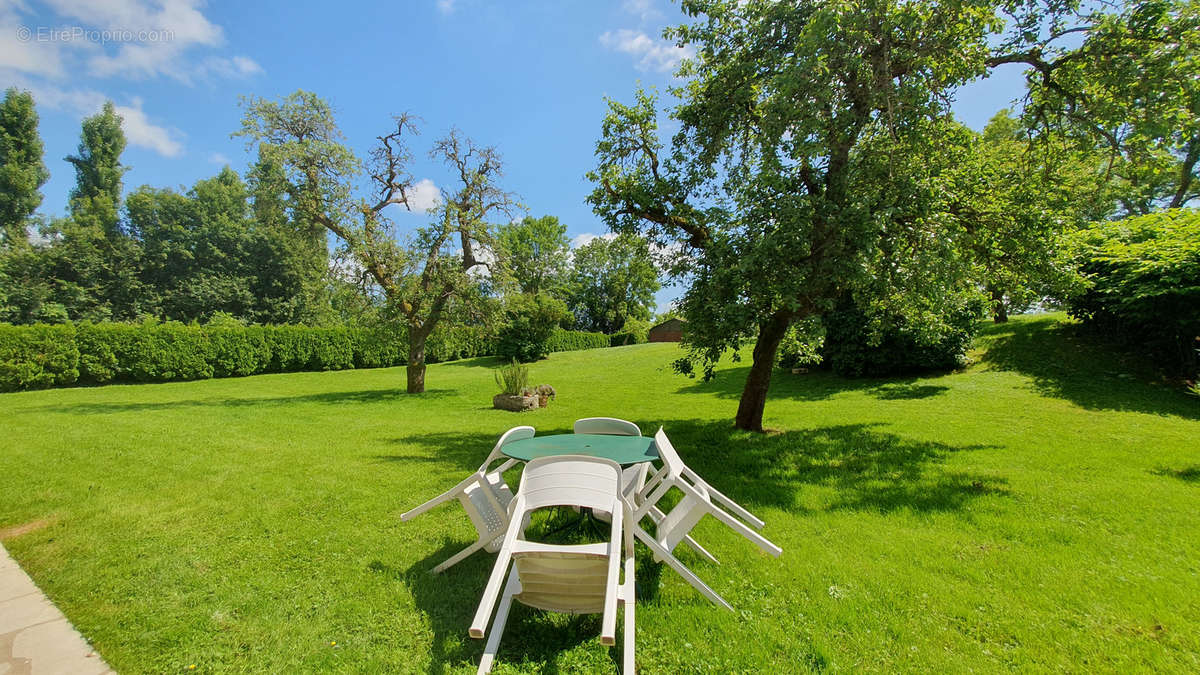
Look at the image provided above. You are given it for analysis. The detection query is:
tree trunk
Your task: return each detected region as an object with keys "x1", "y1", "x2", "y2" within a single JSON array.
[
  {"x1": 734, "y1": 310, "x2": 793, "y2": 432},
  {"x1": 407, "y1": 329, "x2": 428, "y2": 394},
  {"x1": 990, "y1": 287, "x2": 1008, "y2": 323}
]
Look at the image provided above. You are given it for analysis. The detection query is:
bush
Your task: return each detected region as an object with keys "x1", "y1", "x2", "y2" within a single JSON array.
[
  {"x1": 77, "y1": 321, "x2": 215, "y2": 383},
  {"x1": 496, "y1": 293, "x2": 573, "y2": 362},
  {"x1": 1068, "y1": 209, "x2": 1200, "y2": 377},
  {"x1": 0, "y1": 323, "x2": 79, "y2": 391},
  {"x1": 610, "y1": 318, "x2": 651, "y2": 347},
  {"x1": 545, "y1": 328, "x2": 609, "y2": 353},
  {"x1": 820, "y1": 298, "x2": 982, "y2": 377}
]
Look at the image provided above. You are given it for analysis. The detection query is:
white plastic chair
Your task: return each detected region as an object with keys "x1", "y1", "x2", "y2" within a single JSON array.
[
  {"x1": 624, "y1": 428, "x2": 782, "y2": 609},
  {"x1": 401, "y1": 426, "x2": 534, "y2": 573},
  {"x1": 573, "y1": 417, "x2": 649, "y2": 504},
  {"x1": 470, "y1": 455, "x2": 636, "y2": 674}
]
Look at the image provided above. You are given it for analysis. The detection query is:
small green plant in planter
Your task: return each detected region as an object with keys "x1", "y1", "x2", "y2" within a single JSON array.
[{"x1": 493, "y1": 360, "x2": 538, "y2": 411}]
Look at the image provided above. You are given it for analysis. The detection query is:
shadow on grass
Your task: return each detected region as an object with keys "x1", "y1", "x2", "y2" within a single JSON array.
[
  {"x1": 24, "y1": 388, "x2": 457, "y2": 415},
  {"x1": 388, "y1": 421, "x2": 1005, "y2": 516},
  {"x1": 676, "y1": 364, "x2": 953, "y2": 404},
  {"x1": 976, "y1": 316, "x2": 1200, "y2": 419},
  {"x1": 380, "y1": 534, "x2": 656, "y2": 673},
  {"x1": 1152, "y1": 466, "x2": 1200, "y2": 483}
]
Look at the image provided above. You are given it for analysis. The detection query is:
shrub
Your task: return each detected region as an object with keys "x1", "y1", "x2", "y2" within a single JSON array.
[
  {"x1": 0, "y1": 323, "x2": 79, "y2": 391},
  {"x1": 77, "y1": 321, "x2": 214, "y2": 383},
  {"x1": 1068, "y1": 209, "x2": 1200, "y2": 377},
  {"x1": 545, "y1": 328, "x2": 609, "y2": 353},
  {"x1": 496, "y1": 293, "x2": 573, "y2": 362},
  {"x1": 610, "y1": 318, "x2": 651, "y2": 347},
  {"x1": 820, "y1": 297, "x2": 982, "y2": 377}
]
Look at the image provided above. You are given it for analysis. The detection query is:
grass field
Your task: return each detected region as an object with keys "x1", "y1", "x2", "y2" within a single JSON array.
[{"x1": 1, "y1": 313, "x2": 1198, "y2": 673}]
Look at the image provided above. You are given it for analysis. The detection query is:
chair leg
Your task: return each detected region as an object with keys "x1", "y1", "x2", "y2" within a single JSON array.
[
  {"x1": 622, "y1": 558, "x2": 636, "y2": 674},
  {"x1": 708, "y1": 506, "x2": 782, "y2": 557},
  {"x1": 432, "y1": 537, "x2": 490, "y2": 574},
  {"x1": 632, "y1": 527, "x2": 732, "y2": 610},
  {"x1": 477, "y1": 568, "x2": 519, "y2": 675},
  {"x1": 682, "y1": 533, "x2": 719, "y2": 565}
]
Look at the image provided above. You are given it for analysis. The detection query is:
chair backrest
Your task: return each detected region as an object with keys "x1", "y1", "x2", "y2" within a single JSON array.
[
  {"x1": 481, "y1": 425, "x2": 535, "y2": 470},
  {"x1": 517, "y1": 455, "x2": 622, "y2": 512},
  {"x1": 652, "y1": 427, "x2": 687, "y2": 477},
  {"x1": 574, "y1": 417, "x2": 641, "y2": 437}
]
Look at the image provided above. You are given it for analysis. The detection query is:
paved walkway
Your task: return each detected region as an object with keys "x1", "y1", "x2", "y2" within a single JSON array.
[{"x1": 0, "y1": 544, "x2": 114, "y2": 675}]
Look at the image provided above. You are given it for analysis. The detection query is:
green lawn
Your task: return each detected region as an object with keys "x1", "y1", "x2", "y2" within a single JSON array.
[{"x1": 1, "y1": 313, "x2": 1198, "y2": 673}]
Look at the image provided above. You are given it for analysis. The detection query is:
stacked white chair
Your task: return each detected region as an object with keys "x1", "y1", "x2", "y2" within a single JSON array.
[
  {"x1": 625, "y1": 427, "x2": 782, "y2": 609},
  {"x1": 573, "y1": 417, "x2": 650, "y2": 505},
  {"x1": 400, "y1": 426, "x2": 534, "y2": 573},
  {"x1": 470, "y1": 455, "x2": 636, "y2": 674}
]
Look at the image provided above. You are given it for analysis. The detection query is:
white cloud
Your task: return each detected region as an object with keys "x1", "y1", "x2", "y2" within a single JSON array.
[
  {"x1": 570, "y1": 232, "x2": 618, "y2": 249},
  {"x1": 114, "y1": 97, "x2": 183, "y2": 157},
  {"x1": 404, "y1": 178, "x2": 442, "y2": 214},
  {"x1": 208, "y1": 151, "x2": 230, "y2": 165},
  {"x1": 599, "y1": 29, "x2": 693, "y2": 73},
  {"x1": 436, "y1": 0, "x2": 455, "y2": 14},
  {"x1": 4, "y1": 0, "x2": 261, "y2": 84},
  {"x1": 19, "y1": 81, "x2": 184, "y2": 158},
  {"x1": 621, "y1": 0, "x2": 662, "y2": 23}
]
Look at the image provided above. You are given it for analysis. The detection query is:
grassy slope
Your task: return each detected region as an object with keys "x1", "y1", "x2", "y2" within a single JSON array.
[{"x1": 1, "y1": 313, "x2": 1197, "y2": 673}]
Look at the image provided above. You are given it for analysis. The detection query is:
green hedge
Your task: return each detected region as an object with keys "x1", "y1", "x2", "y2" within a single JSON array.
[
  {"x1": 546, "y1": 328, "x2": 609, "y2": 353},
  {"x1": 0, "y1": 323, "x2": 80, "y2": 390},
  {"x1": 0, "y1": 320, "x2": 606, "y2": 392}
]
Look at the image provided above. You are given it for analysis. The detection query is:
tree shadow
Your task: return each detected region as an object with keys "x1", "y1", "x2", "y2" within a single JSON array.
[
  {"x1": 676, "y1": 364, "x2": 953, "y2": 403},
  {"x1": 651, "y1": 420, "x2": 1006, "y2": 514},
  {"x1": 1152, "y1": 466, "x2": 1200, "y2": 484},
  {"x1": 388, "y1": 422, "x2": 1006, "y2": 516},
  {"x1": 975, "y1": 317, "x2": 1200, "y2": 419},
  {"x1": 23, "y1": 388, "x2": 457, "y2": 415}
]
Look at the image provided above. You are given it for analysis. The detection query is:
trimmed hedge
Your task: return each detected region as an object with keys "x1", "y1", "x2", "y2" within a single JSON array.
[
  {"x1": 546, "y1": 328, "x2": 609, "y2": 353},
  {"x1": 0, "y1": 320, "x2": 606, "y2": 392},
  {"x1": 0, "y1": 323, "x2": 80, "y2": 390}
]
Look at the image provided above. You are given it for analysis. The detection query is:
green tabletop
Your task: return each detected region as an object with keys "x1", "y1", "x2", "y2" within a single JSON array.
[{"x1": 502, "y1": 434, "x2": 658, "y2": 465}]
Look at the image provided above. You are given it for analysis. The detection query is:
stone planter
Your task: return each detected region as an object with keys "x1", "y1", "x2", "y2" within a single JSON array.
[{"x1": 493, "y1": 393, "x2": 538, "y2": 412}]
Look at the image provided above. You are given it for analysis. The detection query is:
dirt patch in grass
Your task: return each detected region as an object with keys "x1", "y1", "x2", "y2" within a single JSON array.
[{"x1": 0, "y1": 518, "x2": 54, "y2": 541}]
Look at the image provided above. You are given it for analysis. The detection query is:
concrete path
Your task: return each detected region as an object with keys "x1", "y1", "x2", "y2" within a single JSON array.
[{"x1": 0, "y1": 544, "x2": 114, "y2": 675}]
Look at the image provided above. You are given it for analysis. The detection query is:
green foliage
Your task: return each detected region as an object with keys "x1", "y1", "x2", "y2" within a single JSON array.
[
  {"x1": 820, "y1": 297, "x2": 984, "y2": 377},
  {"x1": 949, "y1": 111, "x2": 1112, "y2": 320},
  {"x1": 1068, "y1": 209, "x2": 1200, "y2": 376},
  {"x1": 0, "y1": 88, "x2": 49, "y2": 248},
  {"x1": 610, "y1": 317, "x2": 651, "y2": 346},
  {"x1": 66, "y1": 101, "x2": 126, "y2": 236},
  {"x1": 0, "y1": 323, "x2": 78, "y2": 391},
  {"x1": 545, "y1": 328, "x2": 608, "y2": 353},
  {"x1": 565, "y1": 233, "x2": 659, "y2": 333},
  {"x1": 496, "y1": 292, "x2": 572, "y2": 362},
  {"x1": 1020, "y1": 0, "x2": 1200, "y2": 214},
  {"x1": 496, "y1": 215, "x2": 571, "y2": 295},
  {"x1": 493, "y1": 358, "x2": 529, "y2": 395},
  {"x1": 589, "y1": 1, "x2": 1005, "y2": 429}
]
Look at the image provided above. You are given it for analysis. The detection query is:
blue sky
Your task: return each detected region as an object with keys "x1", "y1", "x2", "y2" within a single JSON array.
[{"x1": 2, "y1": 0, "x2": 1031, "y2": 309}]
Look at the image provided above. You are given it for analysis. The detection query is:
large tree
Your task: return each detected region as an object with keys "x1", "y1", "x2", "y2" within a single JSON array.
[
  {"x1": 950, "y1": 111, "x2": 1112, "y2": 321},
  {"x1": 127, "y1": 167, "x2": 305, "y2": 323},
  {"x1": 0, "y1": 88, "x2": 49, "y2": 249},
  {"x1": 496, "y1": 215, "x2": 570, "y2": 296},
  {"x1": 66, "y1": 102, "x2": 126, "y2": 236},
  {"x1": 589, "y1": 0, "x2": 1000, "y2": 431},
  {"x1": 992, "y1": 0, "x2": 1200, "y2": 215},
  {"x1": 237, "y1": 91, "x2": 515, "y2": 392},
  {"x1": 565, "y1": 233, "x2": 659, "y2": 334}
]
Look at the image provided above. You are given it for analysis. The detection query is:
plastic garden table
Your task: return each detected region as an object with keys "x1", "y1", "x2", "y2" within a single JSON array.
[{"x1": 501, "y1": 434, "x2": 657, "y2": 466}]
